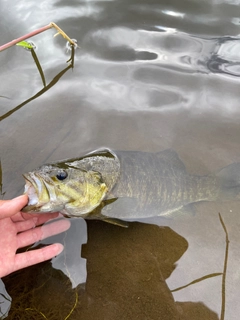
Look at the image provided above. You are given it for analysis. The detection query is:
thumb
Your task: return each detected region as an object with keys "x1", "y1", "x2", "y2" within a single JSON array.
[{"x1": 0, "y1": 195, "x2": 28, "y2": 219}]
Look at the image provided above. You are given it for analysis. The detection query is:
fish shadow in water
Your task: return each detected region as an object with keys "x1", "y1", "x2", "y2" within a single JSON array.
[
  {"x1": 79, "y1": 221, "x2": 219, "y2": 320},
  {"x1": 3, "y1": 221, "x2": 219, "y2": 320}
]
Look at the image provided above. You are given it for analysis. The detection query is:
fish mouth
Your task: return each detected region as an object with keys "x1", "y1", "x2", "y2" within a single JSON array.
[
  {"x1": 23, "y1": 173, "x2": 41, "y2": 209},
  {"x1": 22, "y1": 172, "x2": 62, "y2": 213}
]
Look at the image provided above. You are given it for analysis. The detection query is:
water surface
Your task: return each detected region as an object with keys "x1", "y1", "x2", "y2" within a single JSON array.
[{"x1": 1, "y1": 0, "x2": 240, "y2": 319}]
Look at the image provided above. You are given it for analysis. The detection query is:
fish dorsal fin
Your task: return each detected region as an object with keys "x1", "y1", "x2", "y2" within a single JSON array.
[
  {"x1": 216, "y1": 162, "x2": 240, "y2": 187},
  {"x1": 54, "y1": 148, "x2": 118, "y2": 169},
  {"x1": 156, "y1": 149, "x2": 186, "y2": 171},
  {"x1": 85, "y1": 148, "x2": 118, "y2": 160}
]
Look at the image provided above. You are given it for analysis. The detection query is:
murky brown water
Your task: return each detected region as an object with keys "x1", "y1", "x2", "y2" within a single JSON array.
[{"x1": 1, "y1": 0, "x2": 240, "y2": 319}]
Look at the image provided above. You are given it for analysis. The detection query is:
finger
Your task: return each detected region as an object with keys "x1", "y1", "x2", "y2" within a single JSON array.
[
  {"x1": 17, "y1": 219, "x2": 71, "y2": 249},
  {"x1": 15, "y1": 219, "x2": 37, "y2": 233},
  {"x1": 13, "y1": 243, "x2": 64, "y2": 273},
  {"x1": 10, "y1": 212, "x2": 26, "y2": 222},
  {"x1": 12, "y1": 211, "x2": 59, "y2": 223},
  {"x1": 0, "y1": 195, "x2": 28, "y2": 219},
  {"x1": 15, "y1": 214, "x2": 65, "y2": 233},
  {"x1": 34, "y1": 212, "x2": 64, "y2": 226}
]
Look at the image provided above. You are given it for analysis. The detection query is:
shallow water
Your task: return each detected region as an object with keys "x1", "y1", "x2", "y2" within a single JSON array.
[{"x1": 1, "y1": 0, "x2": 240, "y2": 319}]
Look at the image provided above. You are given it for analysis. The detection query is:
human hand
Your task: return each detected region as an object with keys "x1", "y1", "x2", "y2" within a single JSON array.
[{"x1": 0, "y1": 195, "x2": 70, "y2": 278}]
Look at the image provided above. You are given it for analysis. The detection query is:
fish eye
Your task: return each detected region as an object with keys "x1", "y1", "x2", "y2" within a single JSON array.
[{"x1": 56, "y1": 170, "x2": 68, "y2": 181}]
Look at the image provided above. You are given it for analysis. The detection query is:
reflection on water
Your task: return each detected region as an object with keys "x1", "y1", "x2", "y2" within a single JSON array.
[
  {"x1": 207, "y1": 36, "x2": 240, "y2": 76},
  {"x1": 1, "y1": 0, "x2": 240, "y2": 318}
]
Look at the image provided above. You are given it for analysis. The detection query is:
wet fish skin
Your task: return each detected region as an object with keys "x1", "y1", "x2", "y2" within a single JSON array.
[
  {"x1": 22, "y1": 148, "x2": 240, "y2": 222},
  {"x1": 23, "y1": 149, "x2": 120, "y2": 217},
  {"x1": 101, "y1": 149, "x2": 221, "y2": 219}
]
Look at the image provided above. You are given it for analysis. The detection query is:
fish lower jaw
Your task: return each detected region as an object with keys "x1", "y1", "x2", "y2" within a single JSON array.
[
  {"x1": 37, "y1": 202, "x2": 65, "y2": 212},
  {"x1": 24, "y1": 204, "x2": 65, "y2": 213}
]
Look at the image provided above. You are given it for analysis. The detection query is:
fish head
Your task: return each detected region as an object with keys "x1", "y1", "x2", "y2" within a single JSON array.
[{"x1": 23, "y1": 163, "x2": 108, "y2": 217}]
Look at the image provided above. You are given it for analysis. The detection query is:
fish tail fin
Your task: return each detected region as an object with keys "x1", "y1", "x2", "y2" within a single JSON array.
[{"x1": 217, "y1": 162, "x2": 240, "y2": 199}]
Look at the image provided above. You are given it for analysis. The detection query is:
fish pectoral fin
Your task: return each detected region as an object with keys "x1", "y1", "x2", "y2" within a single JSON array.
[{"x1": 102, "y1": 217, "x2": 129, "y2": 228}]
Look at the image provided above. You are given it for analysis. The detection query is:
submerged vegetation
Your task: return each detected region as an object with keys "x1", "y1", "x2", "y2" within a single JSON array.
[{"x1": 0, "y1": 22, "x2": 77, "y2": 122}]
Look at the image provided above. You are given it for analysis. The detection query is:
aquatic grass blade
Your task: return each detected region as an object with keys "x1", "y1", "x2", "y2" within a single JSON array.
[
  {"x1": 0, "y1": 45, "x2": 75, "y2": 122},
  {"x1": 219, "y1": 212, "x2": 229, "y2": 320},
  {"x1": 16, "y1": 41, "x2": 46, "y2": 87},
  {"x1": 170, "y1": 272, "x2": 222, "y2": 293},
  {"x1": 30, "y1": 48, "x2": 46, "y2": 87}
]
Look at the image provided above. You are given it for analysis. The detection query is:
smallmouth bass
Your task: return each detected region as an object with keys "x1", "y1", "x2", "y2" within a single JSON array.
[{"x1": 23, "y1": 148, "x2": 240, "y2": 225}]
